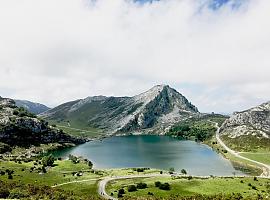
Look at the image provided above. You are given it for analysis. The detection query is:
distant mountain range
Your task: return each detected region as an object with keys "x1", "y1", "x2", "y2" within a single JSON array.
[
  {"x1": 41, "y1": 85, "x2": 199, "y2": 134},
  {"x1": 15, "y1": 100, "x2": 50, "y2": 114}
]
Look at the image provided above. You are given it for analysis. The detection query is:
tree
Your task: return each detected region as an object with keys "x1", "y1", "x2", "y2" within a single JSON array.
[
  {"x1": 159, "y1": 183, "x2": 170, "y2": 190},
  {"x1": 118, "y1": 188, "x2": 125, "y2": 195},
  {"x1": 42, "y1": 154, "x2": 55, "y2": 167},
  {"x1": 155, "y1": 181, "x2": 161, "y2": 187},
  {"x1": 137, "y1": 182, "x2": 147, "y2": 189},
  {"x1": 128, "y1": 185, "x2": 137, "y2": 192},
  {"x1": 181, "y1": 169, "x2": 187, "y2": 175}
]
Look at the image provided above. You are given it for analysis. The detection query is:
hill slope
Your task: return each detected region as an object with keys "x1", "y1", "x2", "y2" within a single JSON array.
[
  {"x1": 220, "y1": 101, "x2": 270, "y2": 151},
  {"x1": 41, "y1": 85, "x2": 199, "y2": 134},
  {"x1": 15, "y1": 99, "x2": 50, "y2": 114},
  {"x1": 0, "y1": 97, "x2": 85, "y2": 150}
]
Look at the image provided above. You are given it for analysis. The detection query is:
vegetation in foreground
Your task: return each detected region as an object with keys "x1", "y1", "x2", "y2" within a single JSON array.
[{"x1": 107, "y1": 176, "x2": 270, "y2": 200}]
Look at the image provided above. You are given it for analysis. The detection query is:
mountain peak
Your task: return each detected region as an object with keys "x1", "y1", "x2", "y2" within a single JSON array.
[{"x1": 42, "y1": 85, "x2": 199, "y2": 134}]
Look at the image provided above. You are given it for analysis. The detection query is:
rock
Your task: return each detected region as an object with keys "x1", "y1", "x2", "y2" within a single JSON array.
[
  {"x1": 0, "y1": 97, "x2": 85, "y2": 147},
  {"x1": 41, "y1": 85, "x2": 199, "y2": 134},
  {"x1": 220, "y1": 101, "x2": 270, "y2": 138}
]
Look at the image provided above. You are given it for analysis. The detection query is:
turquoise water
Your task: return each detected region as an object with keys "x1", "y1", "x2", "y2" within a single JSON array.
[{"x1": 53, "y1": 135, "x2": 243, "y2": 176}]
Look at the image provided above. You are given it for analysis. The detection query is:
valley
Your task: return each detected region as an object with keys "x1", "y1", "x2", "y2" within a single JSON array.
[{"x1": 1, "y1": 86, "x2": 270, "y2": 199}]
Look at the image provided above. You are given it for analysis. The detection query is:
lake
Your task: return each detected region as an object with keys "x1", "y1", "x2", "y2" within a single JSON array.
[{"x1": 53, "y1": 135, "x2": 244, "y2": 176}]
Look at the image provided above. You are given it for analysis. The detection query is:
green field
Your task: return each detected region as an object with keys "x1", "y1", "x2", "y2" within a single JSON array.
[
  {"x1": 106, "y1": 176, "x2": 270, "y2": 199},
  {"x1": 47, "y1": 119, "x2": 104, "y2": 138},
  {"x1": 240, "y1": 152, "x2": 270, "y2": 165}
]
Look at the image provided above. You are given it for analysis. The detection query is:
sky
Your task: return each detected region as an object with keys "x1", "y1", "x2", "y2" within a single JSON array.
[{"x1": 0, "y1": 0, "x2": 269, "y2": 114}]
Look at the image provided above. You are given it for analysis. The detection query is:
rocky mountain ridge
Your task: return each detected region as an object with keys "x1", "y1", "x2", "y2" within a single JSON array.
[
  {"x1": 41, "y1": 85, "x2": 199, "y2": 134},
  {"x1": 220, "y1": 101, "x2": 270, "y2": 138},
  {"x1": 0, "y1": 97, "x2": 85, "y2": 149}
]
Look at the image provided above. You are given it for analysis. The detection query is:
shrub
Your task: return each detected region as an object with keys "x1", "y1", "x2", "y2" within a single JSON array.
[
  {"x1": 155, "y1": 181, "x2": 161, "y2": 187},
  {"x1": 68, "y1": 154, "x2": 79, "y2": 164},
  {"x1": 181, "y1": 169, "x2": 187, "y2": 175},
  {"x1": 251, "y1": 186, "x2": 257, "y2": 190},
  {"x1": 128, "y1": 185, "x2": 137, "y2": 192},
  {"x1": 137, "y1": 182, "x2": 147, "y2": 189},
  {"x1": 118, "y1": 188, "x2": 125, "y2": 195},
  {"x1": 136, "y1": 168, "x2": 144, "y2": 172},
  {"x1": 13, "y1": 110, "x2": 19, "y2": 115},
  {"x1": 159, "y1": 183, "x2": 170, "y2": 190},
  {"x1": 42, "y1": 154, "x2": 55, "y2": 167}
]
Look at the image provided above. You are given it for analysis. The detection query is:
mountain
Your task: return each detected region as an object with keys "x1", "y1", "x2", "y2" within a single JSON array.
[
  {"x1": 15, "y1": 99, "x2": 50, "y2": 114},
  {"x1": 41, "y1": 85, "x2": 199, "y2": 134},
  {"x1": 220, "y1": 101, "x2": 270, "y2": 138},
  {"x1": 0, "y1": 96, "x2": 85, "y2": 150}
]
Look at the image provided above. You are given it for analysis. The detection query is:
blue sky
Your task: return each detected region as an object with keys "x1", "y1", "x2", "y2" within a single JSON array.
[{"x1": 0, "y1": 0, "x2": 269, "y2": 113}]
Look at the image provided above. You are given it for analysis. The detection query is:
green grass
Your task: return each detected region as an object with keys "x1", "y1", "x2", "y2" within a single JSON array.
[
  {"x1": 240, "y1": 153, "x2": 270, "y2": 165},
  {"x1": 106, "y1": 177, "x2": 270, "y2": 199},
  {"x1": 221, "y1": 135, "x2": 270, "y2": 152},
  {"x1": 204, "y1": 136, "x2": 263, "y2": 176},
  {"x1": 48, "y1": 119, "x2": 104, "y2": 138}
]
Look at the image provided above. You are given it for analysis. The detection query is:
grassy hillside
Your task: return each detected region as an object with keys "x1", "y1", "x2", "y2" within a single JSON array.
[
  {"x1": 106, "y1": 176, "x2": 270, "y2": 199},
  {"x1": 167, "y1": 114, "x2": 228, "y2": 142}
]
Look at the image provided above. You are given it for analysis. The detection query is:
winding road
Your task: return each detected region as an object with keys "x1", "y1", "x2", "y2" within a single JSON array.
[
  {"x1": 98, "y1": 174, "x2": 170, "y2": 200},
  {"x1": 211, "y1": 121, "x2": 270, "y2": 177}
]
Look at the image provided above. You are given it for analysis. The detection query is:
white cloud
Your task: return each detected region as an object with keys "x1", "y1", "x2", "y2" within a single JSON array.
[{"x1": 0, "y1": 0, "x2": 269, "y2": 113}]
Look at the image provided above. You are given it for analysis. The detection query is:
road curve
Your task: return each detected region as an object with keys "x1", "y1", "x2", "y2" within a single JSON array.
[
  {"x1": 210, "y1": 121, "x2": 270, "y2": 177},
  {"x1": 98, "y1": 174, "x2": 170, "y2": 200}
]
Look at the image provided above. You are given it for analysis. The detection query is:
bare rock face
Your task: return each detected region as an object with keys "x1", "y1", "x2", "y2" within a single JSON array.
[
  {"x1": 41, "y1": 85, "x2": 199, "y2": 134},
  {"x1": 0, "y1": 97, "x2": 85, "y2": 147},
  {"x1": 220, "y1": 101, "x2": 270, "y2": 138}
]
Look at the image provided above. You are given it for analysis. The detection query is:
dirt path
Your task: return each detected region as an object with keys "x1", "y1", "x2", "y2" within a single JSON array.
[{"x1": 210, "y1": 120, "x2": 270, "y2": 177}]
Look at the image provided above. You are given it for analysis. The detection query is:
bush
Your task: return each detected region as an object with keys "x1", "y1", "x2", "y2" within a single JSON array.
[
  {"x1": 159, "y1": 183, "x2": 170, "y2": 190},
  {"x1": 137, "y1": 182, "x2": 147, "y2": 189},
  {"x1": 42, "y1": 154, "x2": 55, "y2": 167},
  {"x1": 128, "y1": 185, "x2": 137, "y2": 192},
  {"x1": 181, "y1": 169, "x2": 187, "y2": 175},
  {"x1": 118, "y1": 188, "x2": 125, "y2": 195},
  {"x1": 13, "y1": 110, "x2": 19, "y2": 115},
  {"x1": 148, "y1": 192, "x2": 154, "y2": 195},
  {"x1": 155, "y1": 181, "x2": 161, "y2": 187},
  {"x1": 68, "y1": 154, "x2": 79, "y2": 164}
]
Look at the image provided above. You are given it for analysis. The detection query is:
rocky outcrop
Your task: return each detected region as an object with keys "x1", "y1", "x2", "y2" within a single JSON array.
[
  {"x1": 220, "y1": 101, "x2": 270, "y2": 138},
  {"x1": 41, "y1": 85, "x2": 199, "y2": 134},
  {"x1": 0, "y1": 97, "x2": 85, "y2": 147},
  {"x1": 15, "y1": 99, "x2": 50, "y2": 114}
]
